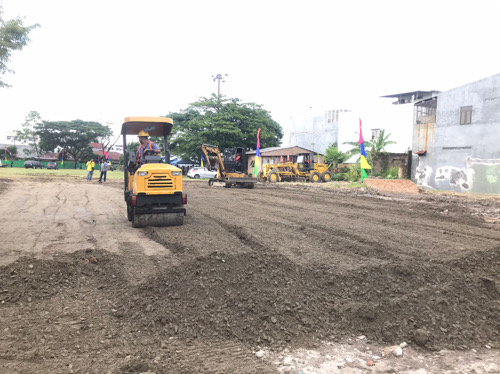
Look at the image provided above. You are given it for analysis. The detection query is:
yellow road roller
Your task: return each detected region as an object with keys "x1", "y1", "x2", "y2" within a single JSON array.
[{"x1": 122, "y1": 117, "x2": 186, "y2": 227}]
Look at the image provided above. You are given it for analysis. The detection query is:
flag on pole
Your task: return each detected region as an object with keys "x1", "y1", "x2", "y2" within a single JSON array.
[
  {"x1": 61, "y1": 149, "x2": 64, "y2": 166},
  {"x1": 280, "y1": 155, "x2": 284, "y2": 163},
  {"x1": 103, "y1": 149, "x2": 109, "y2": 160},
  {"x1": 358, "y1": 118, "x2": 371, "y2": 181},
  {"x1": 200, "y1": 154, "x2": 204, "y2": 167},
  {"x1": 253, "y1": 128, "x2": 261, "y2": 176}
]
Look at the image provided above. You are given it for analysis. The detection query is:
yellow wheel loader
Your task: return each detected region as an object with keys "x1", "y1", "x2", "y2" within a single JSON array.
[
  {"x1": 122, "y1": 117, "x2": 186, "y2": 228},
  {"x1": 201, "y1": 144, "x2": 256, "y2": 188},
  {"x1": 258, "y1": 153, "x2": 332, "y2": 183}
]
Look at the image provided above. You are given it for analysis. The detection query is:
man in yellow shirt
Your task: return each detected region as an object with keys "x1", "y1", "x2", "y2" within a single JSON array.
[{"x1": 86, "y1": 159, "x2": 95, "y2": 182}]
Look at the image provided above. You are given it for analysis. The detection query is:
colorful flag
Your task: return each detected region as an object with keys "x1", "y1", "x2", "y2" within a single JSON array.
[
  {"x1": 280, "y1": 155, "x2": 284, "y2": 163},
  {"x1": 61, "y1": 149, "x2": 64, "y2": 166},
  {"x1": 254, "y1": 128, "x2": 261, "y2": 176},
  {"x1": 103, "y1": 149, "x2": 109, "y2": 160},
  {"x1": 200, "y1": 154, "x2": 204, "y2": 167},
  {"x1": 4, "y1": 144, "x2": 6, "y2": 161},
  {"x1": 358, "y1": 118, "x2": 371, "y2": 181}
]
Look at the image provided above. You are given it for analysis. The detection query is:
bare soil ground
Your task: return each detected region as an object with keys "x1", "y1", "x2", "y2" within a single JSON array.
[{"x1": 0, "y1": 177, "x2": 499, "y2": 374}]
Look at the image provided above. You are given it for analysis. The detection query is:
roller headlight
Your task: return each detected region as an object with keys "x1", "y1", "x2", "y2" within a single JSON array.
[
  {"x1": 138, "y1": 171, "x2": 148, "y2": 176},
  {"x1": 172, "y1": 171, "x2": 181, "y2": 176}
]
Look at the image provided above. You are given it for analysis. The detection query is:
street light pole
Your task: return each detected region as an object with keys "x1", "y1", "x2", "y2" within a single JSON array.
[{"x1": 212, "y1": 73, "x2": 228, "y2": 98}]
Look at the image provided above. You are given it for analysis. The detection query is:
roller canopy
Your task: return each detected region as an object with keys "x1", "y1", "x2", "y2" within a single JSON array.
[{"x1": 121, "y1": 117, "x2": 173, "y2": 136}]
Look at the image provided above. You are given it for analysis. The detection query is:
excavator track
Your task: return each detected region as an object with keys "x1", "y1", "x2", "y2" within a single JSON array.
[{"x1": 132, "y1": 212, "x2": 184, "y2": 228}]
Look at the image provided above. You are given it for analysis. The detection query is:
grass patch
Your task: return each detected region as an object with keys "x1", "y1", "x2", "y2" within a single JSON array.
[
  {"x1": 0, "y1": 168, "x2": 123, "y2": 180},
  {"x1": 347, "y1": 182, "x2": 365, "y2": 188}
]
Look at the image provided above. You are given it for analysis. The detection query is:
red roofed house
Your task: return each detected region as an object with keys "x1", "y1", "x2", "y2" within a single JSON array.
[{"x1": 90, "y1": 143, "x2": 123, "y2": 163}]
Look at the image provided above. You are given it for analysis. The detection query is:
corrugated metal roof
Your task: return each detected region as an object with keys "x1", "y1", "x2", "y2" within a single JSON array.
[{"x1": 247, "y1": 145, "x2": 321, "y2": 155}]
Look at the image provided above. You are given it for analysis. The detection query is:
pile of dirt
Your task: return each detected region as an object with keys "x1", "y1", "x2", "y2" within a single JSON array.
[
  {"x1": 363, "y1": 179, "x2": 421, "y2": 194},
  {"x1": 118, "y1": 248, "x2": 500, "y2": 351},
  {"x1": 0, "y1": 250, "x2": 127, "y2": 305},
  {"x1": 3, "y1": 247, "x2": 497, "y2": 356}
]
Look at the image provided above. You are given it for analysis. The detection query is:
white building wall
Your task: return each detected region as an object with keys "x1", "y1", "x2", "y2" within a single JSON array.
[
  {"x1": 285, "y1": 101, "x2": 413, "y2": 157},
  {"x1": 288, "y1": 109, "x2": 346, "y2": 154}
]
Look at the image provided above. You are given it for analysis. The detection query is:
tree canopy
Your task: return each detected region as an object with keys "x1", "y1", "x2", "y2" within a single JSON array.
[
  {"x1": 344, "y1": 129, "x2": 396, "y2": 163},
  {"x1": 369, "y1": 129, "x2": 396, "y2": 154},
  {"x1": 0, "y1": 7, "x2": 39, "y2": 88},
  {"x1": 6, "y1": 145, "x2": 17, "y2": 160},
  {"x1": 36, "y1": 120, "x2": 112, "y2": 168},
  {"x1": 16, "y1": 111, "x2": 42, "y2": 157},
  {"x1": 167, "y1": 94, "x2": 283, "y2": 161},
  {"x1": 323, "y1": 143, "x2": 349, "y2": 168}
]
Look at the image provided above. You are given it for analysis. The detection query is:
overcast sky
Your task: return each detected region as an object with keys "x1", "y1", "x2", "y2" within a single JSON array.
[{"x1": 1, "y1": 0, "x2": 499, "y2": 149}]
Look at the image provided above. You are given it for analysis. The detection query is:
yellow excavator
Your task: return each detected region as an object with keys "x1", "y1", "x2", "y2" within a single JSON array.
[
  {"x1": 201, "y1": 144, "x2": 256, "y2": 188},
  {"x1": 122, "y1": 117, "x2": 186, "y2": 227}
]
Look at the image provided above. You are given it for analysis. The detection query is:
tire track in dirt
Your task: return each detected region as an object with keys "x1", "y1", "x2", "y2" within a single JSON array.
[
  {"x1": 243, "y1": 186, "x2": 500, "y2": 260},
  {"x1": 162, "y1": 340, "x2": 276, "y2": 373},
  {"x1": 189, "y1": 187, "x2": 411, "y2": 264}
]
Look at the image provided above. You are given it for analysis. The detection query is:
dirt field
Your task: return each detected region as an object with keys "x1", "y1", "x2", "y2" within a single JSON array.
[{"x1": 0, "y1": 176, "x2": 499, "y2": 374}]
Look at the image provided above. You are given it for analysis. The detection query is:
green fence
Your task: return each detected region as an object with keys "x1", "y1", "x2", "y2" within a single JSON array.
[{"x1": 0, "y1": 160, "x2": 87, "y2": 169}]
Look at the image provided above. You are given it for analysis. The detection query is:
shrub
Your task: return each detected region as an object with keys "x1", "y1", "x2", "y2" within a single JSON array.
[
  {"x1": 385, "y1": 166, "x2": 398, "y2": 179},
  {"x1": 332, "y1": 173, "x2": 344, "y2": 181},
  {"x1": 344, "y1": 165, "x2": 361, "y2": 182}
]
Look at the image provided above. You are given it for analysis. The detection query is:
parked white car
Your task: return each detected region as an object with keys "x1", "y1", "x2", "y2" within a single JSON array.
[{"x1": 187, "y1": 167, "x2": 217, "y2": 179}]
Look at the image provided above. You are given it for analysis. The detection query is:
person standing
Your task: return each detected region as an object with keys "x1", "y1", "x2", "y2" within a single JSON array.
[
  {"x1": 86, "y1": 159, "x2": 95, "y2": 182},
  {"x1": 98, "y1": 160, "x2": 108, "y2": 183}
]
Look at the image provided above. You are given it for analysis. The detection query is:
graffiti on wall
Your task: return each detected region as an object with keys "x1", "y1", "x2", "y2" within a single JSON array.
[
  {"x1": 415, "y1": 162, "x2": 433, "y2": 188},
  {"x1": 434, "y1": 167, "x2": 474, "y2": 191},
  {"x1": 417, "y1": 157, "x2": 500, "y2": 193},
  {"x1": 467, "y1": 157, "x2": 500, "y2": 194}
]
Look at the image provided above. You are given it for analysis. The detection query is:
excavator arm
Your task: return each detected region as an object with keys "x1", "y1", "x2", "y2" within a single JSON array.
[
  {"x1": 201, "y1": 144, "x2": 226, "y2": 179},
  {"x1": 201, "y1": 144, "x2": 256, "y2": 189}
]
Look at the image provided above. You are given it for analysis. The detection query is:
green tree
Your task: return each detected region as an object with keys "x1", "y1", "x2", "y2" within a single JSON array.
[
  {"x1": 0, "y1": 7, "x2": 39, "y2": 88},
  {"x1": 6, "y1": 145, "x2": 17, "y2": 160},
  {"x1": 343, "y1": 129, "x2": 396, "y2": 163},
  {"x1": 36, "y1": 120, "x2": 112, "y2": 168},
  {"x1": 16, "y1": 111, "x2": 42, "y2": 157},
  {"x1": 369, "y1": 129, "x2": 396, "y2": 154},
  {"x1": 369, "y1": 129, "x2": 396, "y2": 174},
  {"x1": 127, "y1": 141, "x2": 140, "y2": 154},
  {"x1": 168, "y1": 94, "x2": 283, "y2": 161},
  {"x1": 96, "y1": 122, "x2": 120, "y2": 159},
  {"x1": 324, "y1": 143, "x2": 349, "y2": 170}
]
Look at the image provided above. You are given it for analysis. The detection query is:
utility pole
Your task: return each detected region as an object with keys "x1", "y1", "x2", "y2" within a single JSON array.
[{"x1": 212, "y1": 74, "x2": 228, "y2": 98}]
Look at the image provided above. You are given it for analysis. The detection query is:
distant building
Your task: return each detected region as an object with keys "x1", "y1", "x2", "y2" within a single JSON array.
[
  {"x1": 90, "y1": 142, "x2": 122, "y2": 162},
  {"x1": 0, "y1": 130, "x2": 36, "y2": 158},
  {"x1": 287, "y1": 105, "x2": 413, "y2": 158},
  {"x1": 288, "y1": 109, "x2": 350, "y2": 154}
]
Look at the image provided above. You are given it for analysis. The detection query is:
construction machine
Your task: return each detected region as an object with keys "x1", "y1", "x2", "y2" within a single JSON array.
[
  {"x1": 258, "y1": 153, "x2": 332, "y2": 183},
  {"x1": 201, "y1": 144, "x2": 256, "y2": 188},
  {"x1": 122, "y1": 117, "x2": 187, "y2": 228}
]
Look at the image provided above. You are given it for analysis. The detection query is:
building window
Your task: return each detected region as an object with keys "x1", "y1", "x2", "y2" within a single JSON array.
[
  {"x1": 460, "y1": 106, "x2": 472, "y2": 125},
  {"x1": 371, "y1": 129, "x2": 381, "y2": 140}
]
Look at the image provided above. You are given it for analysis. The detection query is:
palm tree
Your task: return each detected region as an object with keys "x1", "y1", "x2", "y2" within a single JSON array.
[
  {"x1": 343, "y1": 129, "x2": 396, "y2": 163},
  {"x1": 369, "y1": 129, "x2": 396, "y2": 153}
]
